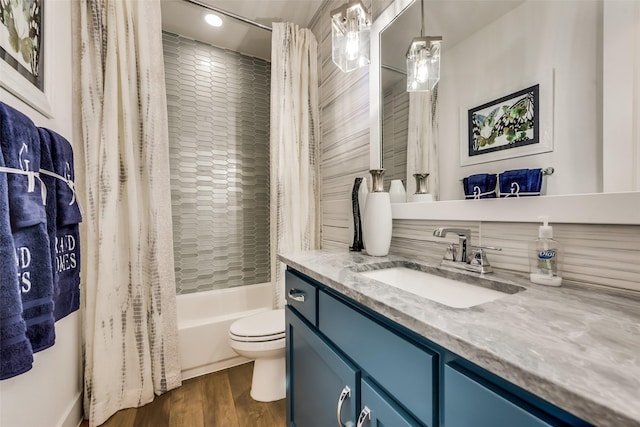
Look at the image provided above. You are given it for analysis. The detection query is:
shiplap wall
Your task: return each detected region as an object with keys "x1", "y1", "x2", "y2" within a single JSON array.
[
  {"x1": 311, "y1": 0, "x2": 390, "y2": 249},
  {"x1": 310, "y1": 0, "x2": 640, "y2": 293}
]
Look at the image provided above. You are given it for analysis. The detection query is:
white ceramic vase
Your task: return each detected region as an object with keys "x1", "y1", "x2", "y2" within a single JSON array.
[
  {"x1": 363, "y1": 192, "x2": 392, "y2": 256},
  {"x1": 389, "y1": 179, "x2": 406, "y2": 203}
]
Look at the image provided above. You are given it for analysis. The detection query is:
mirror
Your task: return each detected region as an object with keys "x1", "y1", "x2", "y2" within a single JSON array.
[
  {"x1": 369, "y1": 0, "x2": 640, "y2": 224},
  {"x1": 373, "y1": 0, "x2": 639, "y2": 202}
]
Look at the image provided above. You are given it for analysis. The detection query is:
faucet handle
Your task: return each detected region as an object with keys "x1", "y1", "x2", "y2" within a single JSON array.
[
  {"x1": 444, "y1": 244, "x2": 456, "y2": 261},
  {"x1": 469, "y1": 246, "x2": 499, "y2": 273}
]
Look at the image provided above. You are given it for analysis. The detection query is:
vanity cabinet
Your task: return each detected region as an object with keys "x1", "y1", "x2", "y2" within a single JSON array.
[
  {"x1": 318, "y1": 290, "x2": 436, "y2": 425},
  {"x1": 287, "y1": 306, "x2": 419, "y2": 427},
  {"x1": 444, "y1": 363, "x2": 557, "y2": 427},
  {"x1": 359, "y1": 378, "x2": 418, "y2": 427},
  {"x1": 285, "y1": 268, "x2": 591, "y2": 427},
  {"x1": 286, "y1": 306, "x2": 358, "y2": 427}
]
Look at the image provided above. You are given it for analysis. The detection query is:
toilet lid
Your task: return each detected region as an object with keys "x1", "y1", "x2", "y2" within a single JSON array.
[{"x1": 230, "y1": 309, "x2": 285, "y2": 340}]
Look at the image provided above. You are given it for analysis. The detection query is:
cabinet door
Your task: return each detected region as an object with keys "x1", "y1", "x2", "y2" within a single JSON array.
[
  {"x1": 357, "y1": 379, "x2": 420, "y2": 427},
  {"x1": 319, "y1": 291, "x2": 436, "y2": 425},
  {"x1": 444, "y1": 363, "x2": 558, "y2": 427},
  {"x1": 287, "y1": 307, "x2": 358, "y2": 427}
]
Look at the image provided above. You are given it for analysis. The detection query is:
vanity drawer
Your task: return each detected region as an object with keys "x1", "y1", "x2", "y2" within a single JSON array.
[
  {"x1": 318, "y1": 290, "x2": 436, "y2": 426},
  {"x1": 285, "y1": 270, "x2": 317, "y2": 325},
  {"x1": 444, "y1": 363, "x2": 557, "y2": 427}
]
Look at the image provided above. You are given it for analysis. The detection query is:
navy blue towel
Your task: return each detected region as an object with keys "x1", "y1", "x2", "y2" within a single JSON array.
[
  {"x1": 499, "y1": 168, "x2": 543, "y2": 197},
  {"x1": 0, "y1": 101, "x2": 55, "y2": 352},
  {"x1": 462, "y1": 173, "x2": 497, "y2": 199},
  {"x1": 38, "y1": 129, "x2": 60, "y2": 318},
  {"x1": 0, "y1": 148, "x2": 34, "y2": 380},
  {"x1": 42, "y1": 128, "x2": 82, "y2": 320}
]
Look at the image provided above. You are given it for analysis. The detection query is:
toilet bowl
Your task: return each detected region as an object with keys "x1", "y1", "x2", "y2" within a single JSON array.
[{"x1": 229, "y1": 309, "x2": 286, "y2": 402}]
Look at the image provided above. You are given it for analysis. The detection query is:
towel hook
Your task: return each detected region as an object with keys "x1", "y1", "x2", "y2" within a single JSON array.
[{"x1": 541, "y1": 167, "x2": 554, "y2": 176}]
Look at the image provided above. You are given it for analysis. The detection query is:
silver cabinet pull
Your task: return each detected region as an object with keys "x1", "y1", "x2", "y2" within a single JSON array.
[
  {"x1": 288, "y1": 288, "x2": 305, "y2": 303},
  {"x1": 336, "y1": 385, "x2": 351, "y2": 426},
  {"x1": 356, "y1": 406, "x2": 371, "y2": 427}
]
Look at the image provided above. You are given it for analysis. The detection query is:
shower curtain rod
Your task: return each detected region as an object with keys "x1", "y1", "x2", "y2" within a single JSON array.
[{"x1": 181, "y1": 0, "x2": 273, "y2": 32}]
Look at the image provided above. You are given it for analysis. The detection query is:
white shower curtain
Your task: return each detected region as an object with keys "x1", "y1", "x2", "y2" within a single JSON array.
[
  {"x1": 270, "y1": 23, "x2": 320, "y2": 307},
  {"x1": 73, "y1": 1, "x2": 181, "y2": 425},
  {"x1": 407, "y1": 87, "x2": 440, "y2": 200}
]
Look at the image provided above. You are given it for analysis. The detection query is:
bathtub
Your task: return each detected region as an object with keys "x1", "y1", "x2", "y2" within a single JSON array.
[{"x1": 177, "y1": 283, "x2": 273, "y2": 380}]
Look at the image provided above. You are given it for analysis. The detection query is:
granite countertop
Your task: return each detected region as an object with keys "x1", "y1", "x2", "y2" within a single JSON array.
[{"x1": 279, "y1": 249, "x2": 640, "y2": 427}]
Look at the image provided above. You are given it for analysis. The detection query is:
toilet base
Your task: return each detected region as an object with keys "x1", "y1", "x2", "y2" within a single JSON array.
[{"x1": 250, "y1": 356, "x2": 286, "y2": 402}]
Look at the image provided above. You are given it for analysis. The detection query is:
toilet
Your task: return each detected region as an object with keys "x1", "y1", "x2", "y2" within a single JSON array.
[{"x1": 229, "y1": 309, "x2": 286, "y2": 402}]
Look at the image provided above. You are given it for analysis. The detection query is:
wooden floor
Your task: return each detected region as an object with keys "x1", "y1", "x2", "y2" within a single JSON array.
[{"x1": 80, "y1": 362, "x2": 286, "y2": 427}]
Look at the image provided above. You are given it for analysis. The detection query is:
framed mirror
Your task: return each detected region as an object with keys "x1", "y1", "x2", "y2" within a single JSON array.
[{"x1": 370, "y1": 0, "x2": 640, "y2": 224}]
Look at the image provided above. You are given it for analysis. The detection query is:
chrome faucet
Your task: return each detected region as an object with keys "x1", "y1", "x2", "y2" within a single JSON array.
[
  {"x1": 432, "y1": 227, "x2": 501, "y2": 274},
  {"x1": 432, "y1": 228, "x2": 471, "y2": 262}
]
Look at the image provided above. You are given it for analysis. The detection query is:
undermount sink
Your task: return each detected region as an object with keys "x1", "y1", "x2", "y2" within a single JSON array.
[{"x1": 356, "y1": 262, "x2": 525, "y2": 308}]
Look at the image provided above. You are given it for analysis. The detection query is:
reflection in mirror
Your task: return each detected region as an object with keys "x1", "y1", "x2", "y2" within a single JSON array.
[{"x1": 380, "y1": 0, "x2": 604, "y2": 200}]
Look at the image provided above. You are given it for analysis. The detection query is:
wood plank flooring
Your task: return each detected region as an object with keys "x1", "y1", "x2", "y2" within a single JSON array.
[{"x1": 80, "y1": 362, "x2": 286, "y2": 427}]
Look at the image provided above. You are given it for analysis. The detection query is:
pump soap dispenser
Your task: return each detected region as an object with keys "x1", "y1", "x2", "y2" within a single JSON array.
[{"x1": 529, "y1": 216, "x2": 563, "y2": 286}]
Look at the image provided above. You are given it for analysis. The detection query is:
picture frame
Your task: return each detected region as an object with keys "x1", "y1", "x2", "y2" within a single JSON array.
[
  {"x1": 0, "y1": 0, "x2": 52, "y2": 117},
  {"x1": 460, "y1": 71, "x2": 554, "y2": 166}
]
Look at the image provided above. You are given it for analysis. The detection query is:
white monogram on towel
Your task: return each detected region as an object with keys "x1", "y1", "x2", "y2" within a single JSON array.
[
  {"x1": 55, "y1": 234, "x2": 77, "y2": 273},
  {"x1": 15, "y1": 246, "x2": 32, "y2": 293},
  {"x1": 18, "y1": 143, "x2": 37, "y2": 193},
  {"x1": 503, "y1": 182, "x2": 521, "y2": 198},
  {"x1": 471, "y1": 185, "x2": 496, "y2": 200}
]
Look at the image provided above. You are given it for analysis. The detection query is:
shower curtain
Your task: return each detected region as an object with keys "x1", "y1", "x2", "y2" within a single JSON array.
[
  {"x1": 73, "y1": 0, "x2": 181, "y2": 425},
  {"x1": 407, "y1": 88, "x2": 440, "y2": 200},
  {"x1": 270, "y1": 23, "x2": 320, "y2": 307}
]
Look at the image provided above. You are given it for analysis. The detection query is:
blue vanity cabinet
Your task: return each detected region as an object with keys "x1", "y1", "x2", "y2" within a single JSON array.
[
  {"x1": 358, "y1": 378, "x2": 419, "y2": 427},
  {"x1": 286, "y1": 306, "x2": 359, "y2": 427},
  {"x1": 442, "y1": 362, "x2": 592, "y2": 427},
  {"x1": 286, "y1": 304, "x2": 420, "y2": 427},
  {"x1": 285, "y1": 269, "x2": 431, "y2": 427},
  {"x1": 285, "y1": 270, "x2": 317, "y2": 325},
  {"x1": 444, "y1": 363, "x2": 557, "y2": 427},
  {"x1": 285, "y1": 267, "x2": 591, "y2": 427},
  {"x1": 318, "y1": 290, "x2": 436, "y2": 426}
]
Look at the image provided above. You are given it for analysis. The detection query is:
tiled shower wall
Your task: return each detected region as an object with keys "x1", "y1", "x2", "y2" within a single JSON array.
[
  {"x1": 163, "y1": 32, "x2": 270, "y2": 295},
  {"x1": 310, "y1": 1, "x2": 640, "y2": 293}
]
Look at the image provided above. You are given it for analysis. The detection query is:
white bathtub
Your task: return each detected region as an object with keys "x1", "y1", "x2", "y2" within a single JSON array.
[{"x1": 176, "y1": 283, "x2": 273, "y2": 380}]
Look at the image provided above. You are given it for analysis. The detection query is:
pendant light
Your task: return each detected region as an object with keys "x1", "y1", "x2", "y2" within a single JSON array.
[
  {"x1": 406, "y1": 0, "x2": 442, "y2": 92},
  {"x1": 330, "y1": 0, "x2": 371, "y2": 73}
]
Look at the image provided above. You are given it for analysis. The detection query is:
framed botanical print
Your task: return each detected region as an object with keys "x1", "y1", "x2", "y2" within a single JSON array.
[
  {"x1": 460, "y1": 71, "x2": 554, "y2": 166},
  {"x1": 0, "y1": 0, "x2": 52, "y2": 117}
]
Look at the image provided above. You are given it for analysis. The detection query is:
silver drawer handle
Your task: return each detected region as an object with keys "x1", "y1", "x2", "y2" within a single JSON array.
[
  {"x1": 336, "y1": 385, "x2": 351, "y2": 427},
  {"x1": 356, "y1": 406, "x2": 371, "y2": 427},
  {"x1": 288, "y1": 288, "x2": 305, "y2": 303}
]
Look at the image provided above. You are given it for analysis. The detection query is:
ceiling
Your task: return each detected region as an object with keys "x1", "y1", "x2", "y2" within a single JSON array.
[{"x1": 161, "y1": 0, "x2": 325, "y2": 61}]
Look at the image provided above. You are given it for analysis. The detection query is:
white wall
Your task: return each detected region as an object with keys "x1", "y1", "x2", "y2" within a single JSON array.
[
  {"x1": 438, "y1": 1, "x2": 602, "y2": 200},
  {"x1": 0, "y1": 1, "x2": 83, "y2": 426},
  {"x1": 603, "y1": 0, "x2": 640, "y2": 192}
]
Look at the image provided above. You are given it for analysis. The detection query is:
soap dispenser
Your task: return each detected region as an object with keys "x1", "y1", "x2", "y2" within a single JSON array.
[{"x1": 529, "y1": 216, "x2": 563, "y2": 286}]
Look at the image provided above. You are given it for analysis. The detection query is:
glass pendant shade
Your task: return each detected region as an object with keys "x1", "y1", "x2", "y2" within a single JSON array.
[
  {"x1": 330, "y1": 0, "x2": 371, "y2": 73},
  {"x1": 406, "y1": 37, "x2": 442, "y2": 92}
]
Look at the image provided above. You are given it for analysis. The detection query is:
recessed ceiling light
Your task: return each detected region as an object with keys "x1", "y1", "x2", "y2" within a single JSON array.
[{"x1": 204, "y1": 13, "x2": 223, "y2": 27}]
